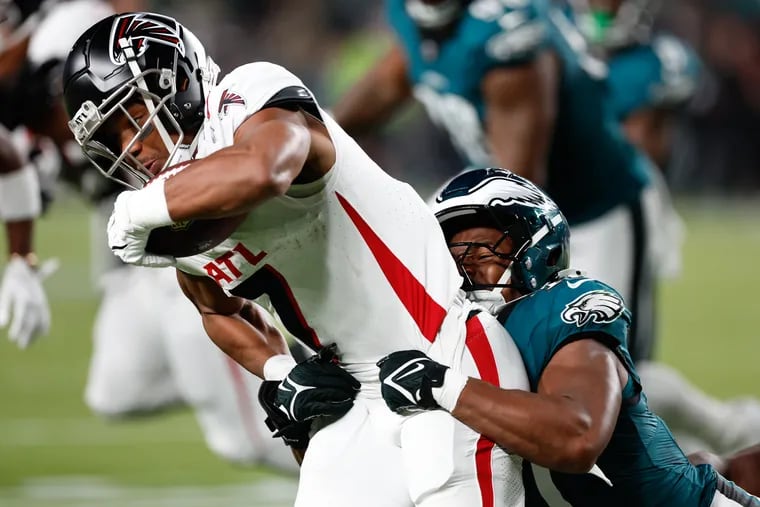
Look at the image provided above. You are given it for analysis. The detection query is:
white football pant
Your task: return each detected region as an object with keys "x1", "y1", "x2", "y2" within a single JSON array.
[
  {"x1": 295, "y1": 295, "x2": 528, "y2": 506},
  {"x1": 85, "y1": 202, "x2": 296, "y2": 471}
]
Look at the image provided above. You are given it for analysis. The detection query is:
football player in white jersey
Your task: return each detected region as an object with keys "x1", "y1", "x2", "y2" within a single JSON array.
[
  {"x1": 0, "y1": 0, "x2": 299, "y2": 471},
  {"x1": 0, "y1": 124, "x2": 50, "y2": 348},
  {"x1": 62, "y1": 12, "x2": 531, "y2": 507}
]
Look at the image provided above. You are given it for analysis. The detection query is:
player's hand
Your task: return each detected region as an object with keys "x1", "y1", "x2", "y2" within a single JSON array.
[
  {"x1": 107, "y1": 186, "x2": 175, "y2": 268},
  {"x1": 258, "y1": 380, "x2": 311, "y2": 449},
  {"x1": 275, "y1": 344, "x2": 361, "y2": 422},
  {"x1": 0, "y1": 256, "x2": 56, "y2": 348},
  {"x1": 377, "y1": 350, "x2": 449, "y2": 413}
]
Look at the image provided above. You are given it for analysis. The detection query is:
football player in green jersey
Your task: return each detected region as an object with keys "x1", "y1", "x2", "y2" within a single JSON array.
[{"x1": 377, "y1": 167, "x2": 760, "y2": 506}]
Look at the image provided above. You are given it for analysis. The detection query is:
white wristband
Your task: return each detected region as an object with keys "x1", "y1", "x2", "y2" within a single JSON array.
[
  {"x1": 127, "y1": 178, "x2": 172, "y2": 228},
  {"x1": 0, "y1": 164, "x2": 41, "y2": 220},
  {"x1": 432, "y1": 369, "x2": 469, "y2": 412},
  {"x1": 263, "y1": 354, "x2": 297, "y2": 381}
]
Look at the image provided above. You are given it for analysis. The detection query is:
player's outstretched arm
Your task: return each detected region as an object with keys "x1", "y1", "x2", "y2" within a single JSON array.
[
  {"x1": 482, "y1": 51, "x2": 559, "y2": 188},
  {"x1": 332, "y1": 44, "x2": 413, "y2": 136},
  {"x1": 176, "y1": 270, "x2": 290, "y2": 379},
  {"x1": 379, "y1": 337, "x2": 624, "y2": 473},
  {"x1": 164, "y1": 107, "x2": 334, "y2": 223}
]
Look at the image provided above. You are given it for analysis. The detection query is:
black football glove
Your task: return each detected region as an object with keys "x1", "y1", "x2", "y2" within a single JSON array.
[
  {"x1": 258, "y1": 380, "x2": 311, "y2": 448},
  {"x1": 275, "y1": 344, "x2": 361, "y2": 423},
  {"x1": 377, "y1": 350, "x2": 449, "y2": 413}
]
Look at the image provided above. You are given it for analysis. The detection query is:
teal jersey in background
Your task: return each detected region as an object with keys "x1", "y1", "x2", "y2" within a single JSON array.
[
  {"x1": 607, "y1": 34, "x2": 702, "y2": 120},
  {"x1": 386, "y1": 0, "x2": 650, "y2": 225},
  {"x1": 501, "y1": 275, "x2": 718, "y2": 506}
]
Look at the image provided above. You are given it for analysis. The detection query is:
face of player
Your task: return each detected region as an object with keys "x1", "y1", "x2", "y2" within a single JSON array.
[
  {"x1": 448, "y1": 226, "x2": 521, "y2": 303},
  {"x1": 100, "y1": 102, "x2": 178, "y2": 179}
]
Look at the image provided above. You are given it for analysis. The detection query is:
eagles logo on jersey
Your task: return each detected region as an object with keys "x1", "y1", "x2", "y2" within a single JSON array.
[{"x1": 561, "y1": 290, "x2": 625, "y2": 327}]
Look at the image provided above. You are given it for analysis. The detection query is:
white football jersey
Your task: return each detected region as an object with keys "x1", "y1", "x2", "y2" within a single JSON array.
[{"x1": 175, "y1": 62, "x2": 464, "y2": 373}]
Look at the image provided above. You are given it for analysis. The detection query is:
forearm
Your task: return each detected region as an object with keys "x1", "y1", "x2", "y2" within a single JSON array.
[
  {"x1": 165, "y1": 148, "x2": 305, "y2": 222},
  {"x1": 201, "y1": 304, "x2": 290, "y2": 379},
  {"x1": 483, "y1": 53, "x2": 558, "y2": 187},
  {"x1": 164, "y1": 117, "x2": 310, "y2": 222},
  {"x1": 452, "y1": 379, "x2": 600, "y2": 473},
  {"x1": 333, "y1": 47, "x2": 412, "y2": 136},
  {"x1": 5, "y1": 219, "x2": 33, "y2": 257}
]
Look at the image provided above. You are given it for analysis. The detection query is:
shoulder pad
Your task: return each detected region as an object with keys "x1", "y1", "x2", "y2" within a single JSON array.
[
  {"x1": 467, "y1": 0, "x2": 549, "y2": 64},
  {"x1": 649, "y1": 34, "x2": 701, "y2": 107}
]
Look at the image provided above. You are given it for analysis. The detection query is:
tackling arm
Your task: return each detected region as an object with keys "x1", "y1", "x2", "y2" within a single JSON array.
[
  {"x1": 176, "y1": 270, "x2": 290, "y2": 378},
  {"x1": 481, "y1": 51, "x2": 559, "y2": 187},
  {"x1": 452, "y1": 338, "x2": 624, "y2": 472},
  {"x1": 332, "y1": 44, "x2": 413, "y2": 136}
]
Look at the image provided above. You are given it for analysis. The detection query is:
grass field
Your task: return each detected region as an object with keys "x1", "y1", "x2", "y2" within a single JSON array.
[{"x1": 1, "y1": 193, "x2": 759, "y2": 506}]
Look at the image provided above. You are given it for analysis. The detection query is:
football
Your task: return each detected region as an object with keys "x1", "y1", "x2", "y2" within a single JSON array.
[
  {"x1": 142, "y1": 161, "x2": 247, "y2": 257},
  {"x1": 145, "y1": 214, "x2": 247, "y2": 257}
]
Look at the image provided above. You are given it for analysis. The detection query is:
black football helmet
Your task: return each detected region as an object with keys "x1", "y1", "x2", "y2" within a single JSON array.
[
  {"x1": 62, "y1": 12, "x2": 219, "y2": 189},
  {"x1": 431, "y1": 168, "x2": 570, "y2": 294}
]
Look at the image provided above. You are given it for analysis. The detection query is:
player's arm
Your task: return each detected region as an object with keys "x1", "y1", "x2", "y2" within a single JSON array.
[
  {"x1": 0, "y1": 127, "x2": 50, "y2": 348},
  {"x1": 0, "y1": 131, "x2": 35, "y2": 257},
  {"x1": 176, "y1": 269, "x2": 290, "y2": 378},
  {"x1": 332, "y1": 44, "x2": 413, "y2": 136},
  {"x1": 481, "y1": 51, "x2": 559, "y2": 187},
  {"x1": 453, "y1": 338, "x2": 623, "y2": 472},
  {"x1": 379, "y1": 336, "x2": 624, "y2": 473},
  {"x1": 164, "y1": 107, "x2": 334, "y2": 222},
  {"x1": 622, "y1": 108, "x2": 675, "y2": 168},
  {"x1": 689, "y1": 444, "x2": 760, "y2": 497}
]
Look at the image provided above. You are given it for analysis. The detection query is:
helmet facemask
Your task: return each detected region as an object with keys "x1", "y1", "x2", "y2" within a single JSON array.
[
  {"x1": 571, "y1": 0, "x2": 660, "y2": 51},
  {"x1": 64, "y1": 13, "x2": 220, "y2": 190},
  {"x1": 405, "y1": 0, "x2": 466, "y2": 31},
  {"x1": 446, "y1": 210, "x2": 528, "y2": 291},
  {"x1": 68, "y1": 66, "x2": 187, "y2": 189}
]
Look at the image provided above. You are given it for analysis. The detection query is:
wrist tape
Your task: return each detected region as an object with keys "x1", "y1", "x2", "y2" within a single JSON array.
[
  {"x1": 127, "y1": 178, "x2": 173, "y2": 228},
  {"x1": 432, "y1": 369, "x2": 469, "y2": 412}
]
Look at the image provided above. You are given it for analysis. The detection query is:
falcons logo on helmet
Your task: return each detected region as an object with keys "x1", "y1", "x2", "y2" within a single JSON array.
[
  {"x1": 561, "y1": 290, "x2": 625, "y2": 327},
  {"x1": 218, "y1": 89, "x2": 246, "y2": 116},
  {"x1": 109, "y1": 13, "x2": 185, "y2": 65}
]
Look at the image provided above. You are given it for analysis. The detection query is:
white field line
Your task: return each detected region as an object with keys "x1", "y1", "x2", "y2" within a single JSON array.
[{"x1": 0, "y1": 476, "x2": 298, "y2": 507}]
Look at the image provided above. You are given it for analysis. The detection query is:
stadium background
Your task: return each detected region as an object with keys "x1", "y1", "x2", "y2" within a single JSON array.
[{"x1": 1, "y1": 0, "x2": 759, "y2": 505}]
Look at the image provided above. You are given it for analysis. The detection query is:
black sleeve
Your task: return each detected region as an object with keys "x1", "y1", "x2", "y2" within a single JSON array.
[{"x1": 261, "y1": 85, "x2": 323, "y2": 122}]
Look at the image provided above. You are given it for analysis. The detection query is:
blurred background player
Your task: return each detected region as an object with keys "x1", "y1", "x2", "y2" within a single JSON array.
[
  {"x1": 0, "y1": 0, "x2": 298, "y2": 472},
  {"x1": 568, "y1": 0, "x2": 760, "y2": 457},
  {"x1": 334, "y1": 0, "x2": 659, "y2": 366},
  {"x1": 0, "y1": 124, "x2": 50, "y2": 348}
]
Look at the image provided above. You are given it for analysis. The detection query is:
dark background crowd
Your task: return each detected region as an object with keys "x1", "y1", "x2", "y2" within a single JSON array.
[{"x1": 142, "y1": 0, "x2": 760, "y2": 197}]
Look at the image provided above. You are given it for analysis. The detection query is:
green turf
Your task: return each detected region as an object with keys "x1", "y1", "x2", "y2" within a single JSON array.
[{"x1": 0, "y1": 193, "x2": 758, "y2": 505}]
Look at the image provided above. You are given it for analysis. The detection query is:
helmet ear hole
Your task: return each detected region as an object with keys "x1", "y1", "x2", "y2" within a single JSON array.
[{"x1": 546, "y1": 246, "x2": 563, "y2": 267}]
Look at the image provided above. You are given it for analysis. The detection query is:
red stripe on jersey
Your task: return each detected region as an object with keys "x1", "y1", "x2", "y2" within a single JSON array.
[
  {"x1": 465, "y1": 315, "x2": 500, "y2": 507},
  {"x1": 336, "y1": 192, "x2": 446, "y2": 343}
]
